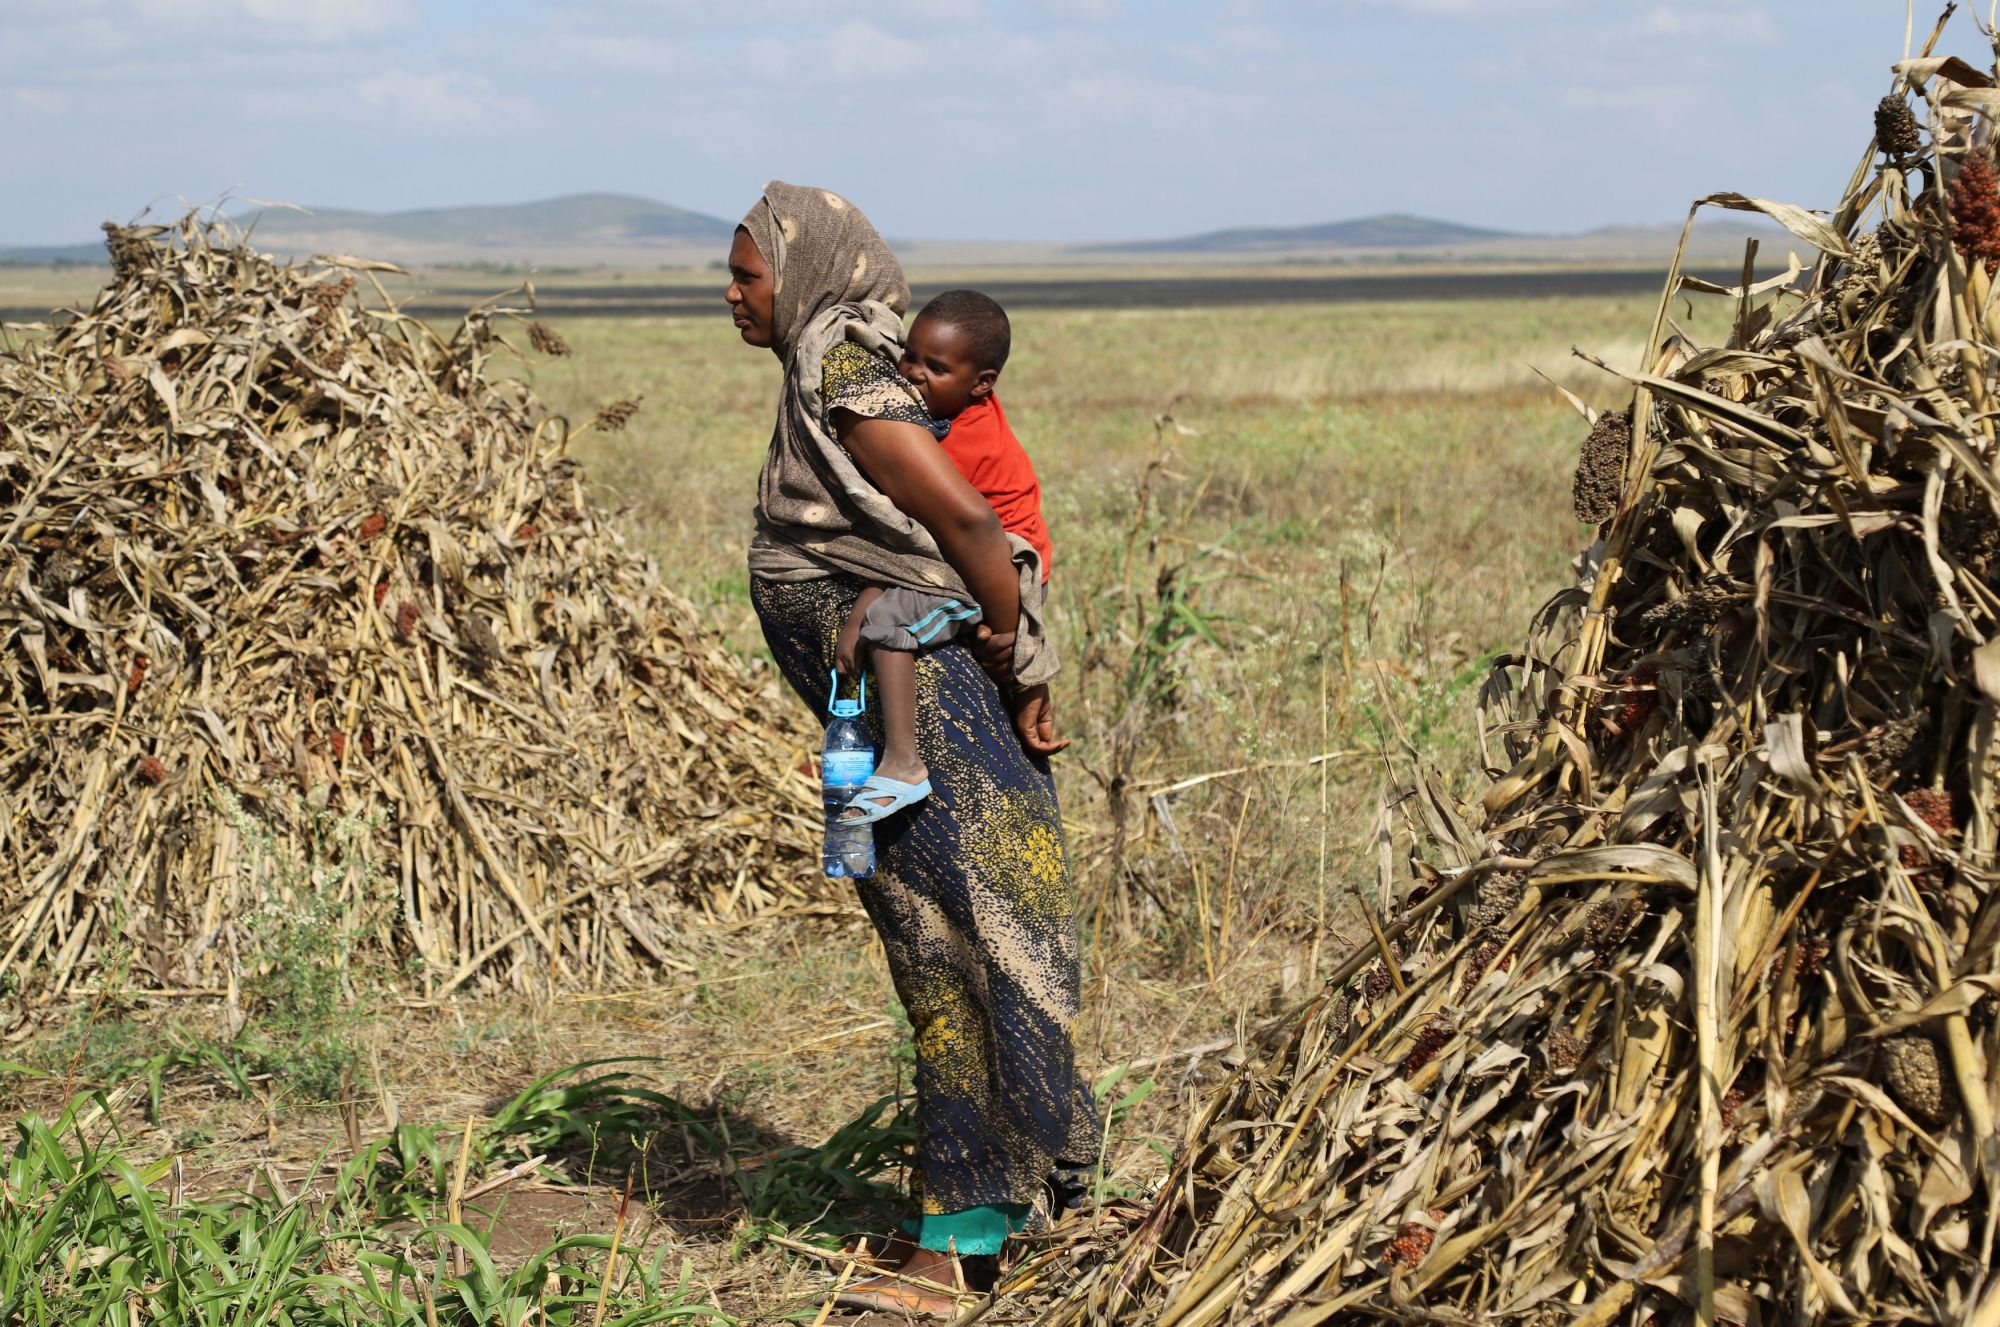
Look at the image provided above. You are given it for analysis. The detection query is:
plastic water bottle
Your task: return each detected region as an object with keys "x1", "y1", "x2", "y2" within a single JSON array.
[{"x1": 821, "y1": 669, "x2": 876, "y2": 878}]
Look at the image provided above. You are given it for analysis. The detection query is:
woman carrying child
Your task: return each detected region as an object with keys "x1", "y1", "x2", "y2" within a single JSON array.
[{"x1": 723, "y1": 181, "x2": 1099, "y2": 1315}]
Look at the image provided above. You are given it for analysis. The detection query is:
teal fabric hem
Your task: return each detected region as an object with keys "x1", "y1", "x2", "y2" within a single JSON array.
[
  {"x1": 904, "y1": 600, "x2": 980, "y2": 645},
  {"x1": 915, "y1": 1203, "x2": 1031, "y2": 1255}
]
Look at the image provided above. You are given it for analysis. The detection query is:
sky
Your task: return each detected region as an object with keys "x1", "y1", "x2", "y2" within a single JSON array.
[{"x1": 0, "y1": 0, "x2": 1947, "y2": 246}]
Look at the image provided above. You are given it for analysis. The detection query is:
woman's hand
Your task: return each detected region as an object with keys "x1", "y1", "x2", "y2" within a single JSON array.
[
  {"x1": 1011, "y1": 682, "x2": 1069, "y2": 756},
  {"x1": 834, "y1": 412, "x2": 1021, "y2": 640}
]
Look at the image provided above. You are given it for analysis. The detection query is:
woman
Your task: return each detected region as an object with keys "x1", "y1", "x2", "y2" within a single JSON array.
[{"x1": 725, "y1": 182, "x2": 1099, "y2": 1315}]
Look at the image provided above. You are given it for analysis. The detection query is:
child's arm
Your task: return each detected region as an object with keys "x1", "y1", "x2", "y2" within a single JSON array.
[{"x1": 834, "y1": 412, "x2": 1021, "y2": 671}]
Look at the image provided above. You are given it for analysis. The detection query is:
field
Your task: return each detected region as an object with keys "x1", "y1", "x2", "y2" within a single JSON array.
[
  {"x1": 2, "y1": 266, "x2": 1733, "y2": 1321},
  {"x1": 0, "y1": 258, "x2": 1761, "y2": 323}
]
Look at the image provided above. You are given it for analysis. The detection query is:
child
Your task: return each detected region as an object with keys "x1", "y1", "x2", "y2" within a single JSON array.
[{"x1": 834, "y1": 289, "x2": 1063, "y2": 823}]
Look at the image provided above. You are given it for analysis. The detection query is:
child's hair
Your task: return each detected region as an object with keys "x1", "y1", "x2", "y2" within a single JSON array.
[{"x1": 919, "y1": 289, "x2": 1011, "y2": 373}]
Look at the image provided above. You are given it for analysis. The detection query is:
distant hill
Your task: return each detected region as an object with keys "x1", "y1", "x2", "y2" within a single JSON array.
[
  {"x1": 0, "y1": 240, "x2": 109, "y2": 266},
  {"x1": 240, "y1": 193, "x2": 733, "y2": 247},
  {"x1": 1096, "y1": 213, "x2": 1515, "y2": 254},
  {"x1": 2, "y1": 194, "x2": 738, "y2": 268},
  {"x1": 233, "y1": 193, "x2": 735, "y2": 263},
  {"x1": 0, "y1": 198, "x2": 1803, "y2": 271}
]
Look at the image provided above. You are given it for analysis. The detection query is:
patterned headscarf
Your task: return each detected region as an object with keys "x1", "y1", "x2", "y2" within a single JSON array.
[
  {"x1": 740, "y1": 181, "x2": 1055, "y2": 686},
  {"x1": 738, "y1": 181, "x2": 909, "y2": 360}
]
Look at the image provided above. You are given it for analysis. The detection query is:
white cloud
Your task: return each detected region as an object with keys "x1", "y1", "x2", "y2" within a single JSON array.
[
  {"x1": 1637, "y1": 4, "x2": 1779, "y2": 42},
  {"x1": 1017, "y1": 0, "x2": 1123, "y2": 20},
  {"x1": 240, "y1": 0, "x2": 412, "y2": 38},
  {"x1": 544, "y1": 0, "x2": 984, "y2": 29},
  {"x1": 353, "y1": 70, "x2": 531, "y2": 129},
  {"x1": 1040, "y1": 72, "x2": 1229, "y2": 127},
  {"x1": 825, "y1": 21, "x2": 932, "y2": 79},
  {"x1": 548, "y1": 33, "x2": 699, "y2": 74},
  {"x1": 123, "y1": 0, "x2": 413, "y2": 38},
  {"x1": 740, "y1": 36, "x2": 800, "y2": 78},
  {"x1": 1332, "y1": 0, "x2": 1579, "y2": 14},
  {"x1": 12, "y1": 87, "x2": 71, "y2": 113},
  {"x1": 1, "y1": 0, "x2": 412, "y2": 72},
  {"x1": 1213, "y1": 23, "x2": 1284, "y2": 54},
  {"x1": 892, "y1": 0, "x2": 985, "y2": 23}
]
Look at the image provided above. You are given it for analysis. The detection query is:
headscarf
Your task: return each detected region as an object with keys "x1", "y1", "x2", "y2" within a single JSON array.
[
  {"x1": 738, "y1": 181, "x2": 908, "y2": 360},
  {"x1": 742, "y1": 181, "x2": 1054, "y2": 686}
]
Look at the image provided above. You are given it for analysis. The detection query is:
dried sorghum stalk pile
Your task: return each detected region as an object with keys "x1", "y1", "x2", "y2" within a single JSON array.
[
  {"x1": 1036, "y1": 47, "x2": 2000, "y2": 1327},
  {"x1": 0, "y1": 216, "x2": 818, "y2": 1011}
]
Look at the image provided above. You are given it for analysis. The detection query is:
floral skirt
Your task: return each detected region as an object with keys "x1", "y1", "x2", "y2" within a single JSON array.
[{"x1": 753, "y1": 574, "x2": 1100, "y2": 1215}]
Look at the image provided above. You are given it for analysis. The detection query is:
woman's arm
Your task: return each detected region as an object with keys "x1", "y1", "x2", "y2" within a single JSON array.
[{"x1": 833, "y1": 411, "x2": 1021, "y2": 641}]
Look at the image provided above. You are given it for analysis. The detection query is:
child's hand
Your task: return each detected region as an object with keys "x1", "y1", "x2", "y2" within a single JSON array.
[
  {"x1": 836, "y1": 609, "x2": 865, "y2": 679},
  {"x1": 838, "y1": 587, "x2": 884, "y2": 679},
  {"x1": 971, "y1": 625, "x2": 1017, "y2": 686},
  {"x1": 1011, "y1": 683, "x2": 1070, "y2": 757}
]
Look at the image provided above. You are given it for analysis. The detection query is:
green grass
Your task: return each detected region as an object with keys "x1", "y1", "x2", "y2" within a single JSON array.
[
  {"x1": 0, "y1": 1047, "x2": 942, "y2": 1324},
  {"x1": 0, "y1": 1069, "x2": 737, "y2": 1326},
  {"x1": 0, "y1": 1055, "x2": 926, "y2": 1324},
  {"x1": 516, "y1": 291, "x2": 1734, "y2": 968},
  {"x1": 518, "y1": 295, "x2": 1670, "y2": 631}
]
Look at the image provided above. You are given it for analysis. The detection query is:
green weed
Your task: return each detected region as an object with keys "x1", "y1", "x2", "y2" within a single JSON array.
[
  {"x1": 0, "y1": 1089, "x2": 732, "y2": 1325},
  {"x1": 35, "y1": 792, "x2": 393, "y2": 1117},
  {"x1": 222, "y1": 790, "x2": 388, "y2": 1101},
  {"x1": 1086, "y1": 1067, "x2": 1160, "y2": 1204},
  {"x1": 732, "y1": 1094, "x2": 913, "y2": 1246}
]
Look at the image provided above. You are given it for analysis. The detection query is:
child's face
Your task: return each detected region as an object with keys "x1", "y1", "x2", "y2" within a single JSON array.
[{"x1": 899, "y1": 315, "x2": 996, "y2": 421}]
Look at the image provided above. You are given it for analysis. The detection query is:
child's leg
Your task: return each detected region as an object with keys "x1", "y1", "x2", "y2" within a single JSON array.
[
  {"x1": 840, "y1": 588, "x2": 975, "y2": 821},
  {"x1": 841, "y1": 590, "x2": 939, "y2": 820},
  {"x1": 840, "y1": 642, "x2": 927, "y2": 821},
  {"x1": 842, "y1": 587, "x2": 922, "y2": 785},
  {"x1": 870, "y1": 646, "x2": 925, "y2": 787}
]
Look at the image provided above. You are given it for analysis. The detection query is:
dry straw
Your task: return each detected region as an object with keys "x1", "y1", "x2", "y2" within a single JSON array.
[
  {"x1": 1038, "y1": 25, "x2": 2000, "y2": 1327},
  {"x1": 0, "y1": 216, "x2": 819, "y2": 1009}
]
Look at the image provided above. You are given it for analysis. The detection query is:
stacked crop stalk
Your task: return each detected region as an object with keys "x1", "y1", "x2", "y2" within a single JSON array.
[
  {"x1": 0, "y1": 217, "x2": 819, "y2": 1009},
  {"x1": 1035, "y1": 32, "x2": 2000, "y2": 1327}
]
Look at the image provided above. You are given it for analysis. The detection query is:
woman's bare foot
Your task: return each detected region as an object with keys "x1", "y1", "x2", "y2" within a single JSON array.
[
  {"x1": 840, "y1": 1228, "x2": 919, "y2": 1270},
  {"x1": 832, "y1": 1245, "x2": 967, "y2": 1318}
]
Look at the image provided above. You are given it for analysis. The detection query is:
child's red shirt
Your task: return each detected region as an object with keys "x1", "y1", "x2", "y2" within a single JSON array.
[{"x1": 939, "y1": 393, "x2": 1052, "y2": 582}]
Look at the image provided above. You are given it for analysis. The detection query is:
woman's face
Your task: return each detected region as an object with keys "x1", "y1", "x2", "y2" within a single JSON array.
[{"x1": 725, "y1": 227, "x2": 775, "y2": 348}]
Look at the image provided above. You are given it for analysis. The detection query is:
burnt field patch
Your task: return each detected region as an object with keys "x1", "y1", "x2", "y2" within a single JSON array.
[{"x1": 3, "y1": 264, "x2": 1756, "y2": 324}]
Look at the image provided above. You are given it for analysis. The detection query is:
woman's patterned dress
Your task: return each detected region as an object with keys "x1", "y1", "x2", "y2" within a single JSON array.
[{"x1": 751, "y1": 342, "x2": 1100, "y2": 1218}]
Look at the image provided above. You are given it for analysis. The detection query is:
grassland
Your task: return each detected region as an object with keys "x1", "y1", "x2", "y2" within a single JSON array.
[
  {"x1": 4, "y1": 272, "x2": 1735, "y2": 1320},
  {"x1": 0, "y1": 258, "x2": 1752, "y2": 322},
  {"x1": 529, "y1": 288, "x2": 1736, "y2": 968}
]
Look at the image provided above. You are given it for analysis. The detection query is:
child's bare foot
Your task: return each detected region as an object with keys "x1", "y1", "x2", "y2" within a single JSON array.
[{"x1": 874, "y1": 752, "x2": 929, "y2": 792}]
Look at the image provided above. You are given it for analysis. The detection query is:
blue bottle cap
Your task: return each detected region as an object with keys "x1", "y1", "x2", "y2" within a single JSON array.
[{"x1": 827, "y1": 668, "x2": 868, "y2": 718}]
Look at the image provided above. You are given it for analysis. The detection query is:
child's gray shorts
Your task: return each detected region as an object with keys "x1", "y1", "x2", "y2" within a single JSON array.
[{"x1": 859, "y1": 588, "x2": 984, "y2": 653}]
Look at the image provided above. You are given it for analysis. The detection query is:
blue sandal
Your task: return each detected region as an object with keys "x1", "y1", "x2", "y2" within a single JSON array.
[{"x1": 839, "y1": 773, "x2": 933, "y2": 824}]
